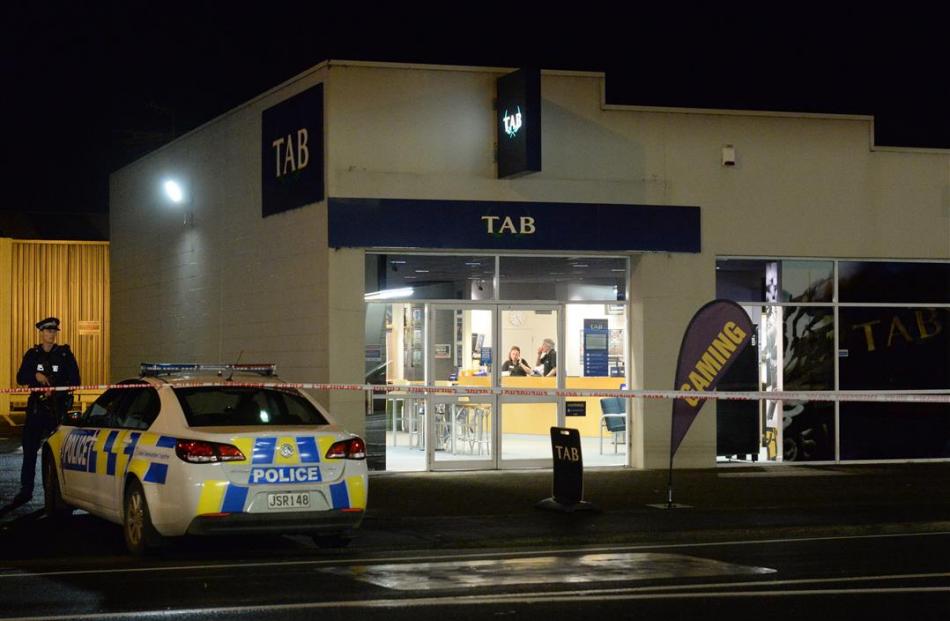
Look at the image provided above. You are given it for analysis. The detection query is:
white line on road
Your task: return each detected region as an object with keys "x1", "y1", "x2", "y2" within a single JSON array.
[
  {"x1": 2, "y1": 530, "x2": 949, "y2": 580},
  {"x1": 3, "y1": 577, "x2": 950, "y2": 621}
]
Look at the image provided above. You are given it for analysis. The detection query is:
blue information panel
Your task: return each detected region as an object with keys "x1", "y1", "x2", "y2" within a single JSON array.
[
  {"x1": 584, "y1": 318, "x2": 609, "y2": 377},
  {"x1": 329, "y1": 198, "x2": 700, "y2": 253}
]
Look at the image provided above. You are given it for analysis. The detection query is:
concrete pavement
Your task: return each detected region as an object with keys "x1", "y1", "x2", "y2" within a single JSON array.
[{"x1": 3, "y1": 438, "x2": 950, "y2": 551}]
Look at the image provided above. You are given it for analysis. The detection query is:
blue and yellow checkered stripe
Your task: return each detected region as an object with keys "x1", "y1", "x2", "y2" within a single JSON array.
[
  {"x1": 195, "y1": 475, "x2": 365, "y2": 515},
  {"x1": 90, "y1": 430, "x2": 177, "y2": 485},
  {"x1": 58, "y1": 428, "x2": 175, "y2": 484}
]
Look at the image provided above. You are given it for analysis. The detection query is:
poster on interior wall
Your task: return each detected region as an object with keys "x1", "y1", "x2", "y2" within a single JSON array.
[
  {"x1": 608, "y1": 329, "x2": 624, "y2": 356},
  {"x1": 434, "y1": 344, "x2": 451, "y2": 359},
  {"x1": 261, "y1": 83, "x2": 325, "y2": 217}
]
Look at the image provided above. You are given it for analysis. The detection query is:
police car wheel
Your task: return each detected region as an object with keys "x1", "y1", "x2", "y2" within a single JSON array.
[
  {"x1": 42, "y1": 453, "x2": 73, "y2": 520},
  {"x1": 123, "y1": 480, "x2": 162, "y2": 555}
]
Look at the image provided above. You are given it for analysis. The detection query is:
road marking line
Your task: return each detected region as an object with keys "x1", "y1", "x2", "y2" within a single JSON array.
[
  {"x1": 4, "y1": 584, "x2": 950, "y2": 620},
  {"x1": 1, "y1": 530, "x2": 949, "y2": 580},
  {"x1": 321, "y1": 552, "x2": 775, "y2": 590}
]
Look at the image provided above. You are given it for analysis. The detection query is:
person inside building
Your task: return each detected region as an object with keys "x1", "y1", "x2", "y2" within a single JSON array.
[
  {"x1": 535, "y1": 338, "x2": 557, "y2": 377},
  {"x1": 12, "y1": 317, "x2": 80, "y2": 505},
  {"x1": 501, "y1": 346, "x2": 532, "y2": 376}
]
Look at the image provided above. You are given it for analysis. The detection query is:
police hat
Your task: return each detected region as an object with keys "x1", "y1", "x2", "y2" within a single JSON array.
[{"x1": 35, "y1": 317, "x2": 61, "y2": 331}]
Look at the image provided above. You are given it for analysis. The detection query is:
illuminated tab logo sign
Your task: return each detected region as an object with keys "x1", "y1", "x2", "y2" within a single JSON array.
[
  {"x1": 261, "y1": 83, "x2": 325, "y2": 218},
  {"x1": 328, "y1": 197, "x2": 701, "y2": 253},
  {"x1": 497, "y1": 68, "x2": 541, "y2": 178}
]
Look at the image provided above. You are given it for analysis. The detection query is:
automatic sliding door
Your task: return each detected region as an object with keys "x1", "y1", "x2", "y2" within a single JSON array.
[
  {"x1": 499, "y1": 306, "x2": 559, "y2": 467},
  {"x1": 429, "y1": 306, "x2": 496, "y2": 470}
]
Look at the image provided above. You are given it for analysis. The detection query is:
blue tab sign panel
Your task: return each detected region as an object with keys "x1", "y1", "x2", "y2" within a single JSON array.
[
  {"x1": 261, "y1": 83, "x2": 325, "y2": 218},
  {"x1": 328, "y1": 198, "x2": 700, "y2": 253}
]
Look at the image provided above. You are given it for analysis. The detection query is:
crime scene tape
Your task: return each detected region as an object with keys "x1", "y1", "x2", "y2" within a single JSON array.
[{"x1": 2, "y1": 382, "x2": 949, "y2": 403}]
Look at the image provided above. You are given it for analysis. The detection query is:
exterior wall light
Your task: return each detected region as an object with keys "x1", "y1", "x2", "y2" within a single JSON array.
[{"x1": 163, "y1": 179, "x2": 185, "y2": 204}]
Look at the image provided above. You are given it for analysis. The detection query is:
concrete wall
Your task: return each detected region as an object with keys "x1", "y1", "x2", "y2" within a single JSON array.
[
  {"x1": 109, "y1": 67, "x2": 335, "y2": 413},
  {"x1": 111, "y1": 60, "x2": 949, "y2": 467}
]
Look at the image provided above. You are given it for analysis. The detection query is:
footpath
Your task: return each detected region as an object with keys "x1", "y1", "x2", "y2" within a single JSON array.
[{"x1": 3, "y1": 444, "x2": 949, "y2": 551}]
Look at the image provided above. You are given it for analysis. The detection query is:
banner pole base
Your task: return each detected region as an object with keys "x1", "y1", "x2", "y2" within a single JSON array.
[{"x1": 535, "y1": 497, "x2": 600, "y2": 513}]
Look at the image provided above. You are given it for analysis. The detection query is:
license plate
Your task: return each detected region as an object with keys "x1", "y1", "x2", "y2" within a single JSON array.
[{"x1": 267, "y1": 492, "x2": 311, "y2": 510}]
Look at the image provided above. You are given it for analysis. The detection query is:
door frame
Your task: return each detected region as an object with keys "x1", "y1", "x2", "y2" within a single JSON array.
[
  {"x1": 423, "y1": 302, "x2": 569, "y2": 470},
  {"x1": 426, "y1": 303, "x2": 498, "y2": 471},
  {"x1": 496, "y1": 303, "x2": 564, "y2": 469}
]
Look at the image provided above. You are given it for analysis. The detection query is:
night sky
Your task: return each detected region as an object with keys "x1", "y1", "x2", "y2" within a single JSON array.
[{"x1": 4, "y1": 3, "x2": 947, "y2": 220}]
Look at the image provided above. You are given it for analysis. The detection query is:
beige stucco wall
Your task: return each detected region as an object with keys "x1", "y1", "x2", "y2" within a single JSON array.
[
  {"x1": 324, "y1": 62, "x2": 947, "y2": 468},
  {"x1": 109, "y1": 67, "x2": 337, "y2": 416},
  {"x1": 111, "y1": 60, "x2": 949, "y2": 468}
]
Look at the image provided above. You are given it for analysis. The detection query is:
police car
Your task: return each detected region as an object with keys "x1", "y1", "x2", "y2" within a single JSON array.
[{"x1": 41, "y1": 363, "x2": 368, "y2": 555}]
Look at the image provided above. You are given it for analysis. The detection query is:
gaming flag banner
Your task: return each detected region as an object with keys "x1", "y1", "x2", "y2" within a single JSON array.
[{"x1": 671, "y1": 300, "x2": 755, "y2": 457}]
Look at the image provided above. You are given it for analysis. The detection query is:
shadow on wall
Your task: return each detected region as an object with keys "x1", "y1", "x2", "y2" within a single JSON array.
[{"x1": 520, "y1": 100, "x2": 658, "y2": 204}]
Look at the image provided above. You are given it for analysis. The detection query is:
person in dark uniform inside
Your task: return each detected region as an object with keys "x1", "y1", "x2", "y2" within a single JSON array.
[
  {"x1": 13, "y1": 317, "x2": 80, "y2": 504},
  {"x1": 501, "y1": 346, "x2": 532, "y2": 376},
  {"x1": 535, "y1": 338, "x2": 557, "y2": 377}
]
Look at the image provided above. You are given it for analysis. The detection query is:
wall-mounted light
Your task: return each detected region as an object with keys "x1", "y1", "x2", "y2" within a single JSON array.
[
  {"x1": 163, "y1": 179, "x2": 185, "y2": 204},
  {"x1": 161, "y1": 178, "x2": 193, "y2": 225}
]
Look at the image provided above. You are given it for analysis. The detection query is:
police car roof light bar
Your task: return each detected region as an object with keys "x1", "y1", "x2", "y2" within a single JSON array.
[{"x1": 140, "y1": 363, "x2": 278, "y2": 377}]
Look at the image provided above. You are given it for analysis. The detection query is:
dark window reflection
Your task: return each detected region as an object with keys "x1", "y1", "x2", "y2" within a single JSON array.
[
  {"x1": 781, "y1": 261, "x2": 833, "y2": 302},
  {"x1": 841, "y1": 403, "x2": 950, "y2": 460},
  {"x1": 716, "y1": 259, "x2": 771, "y2": 302},
  {"x1": 839, "y1": 307, "x2": 949, "y2": 390},
  {"x1": 783, "y1": 307, "x2": 835, "y2": 390},
  {"x1": 715, "y1": 259, "x2": 832, "y2": 303},
  {"x1": 365, "y1": 254, "x2": 494, "y2": 300},
  {"x1": 783, "y1": 401, "x2": 835, "y2": 462},
  {"x1": 499, "y1": 256, "x2": 625, "y2": 301},
  {"x1": 839, "y1": 261, "x2": 950, "y2": 303}
]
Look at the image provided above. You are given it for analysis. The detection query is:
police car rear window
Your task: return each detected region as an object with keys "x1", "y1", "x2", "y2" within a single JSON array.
[{"x1": 174, "y1": 387, "x2": 329, "y2": 427}]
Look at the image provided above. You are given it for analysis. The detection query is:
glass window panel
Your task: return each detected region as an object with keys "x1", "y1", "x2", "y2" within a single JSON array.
[
  {"x1": 499, "y1": 256, "x2": 625, "y2": 301},
  {"x1": 433, "y1": 399, "x2": 494, "y2": 465},
  {"x1": 838, "y1": 261, "x2": 950, "y2": 303},
  {"x1": 431, "y1": 308, "x2": 493, "y2": 385},
  {"x1": 382, "y1": 396, "x2": 426, "y2": 472},
  {"x1": 565, "y1": 304, "x2": 626, "y2": 379},
  {"x1": 841, "y1": 403, "x2": 950, "y2": 460},
  {"x1": 500, "y1": 401, "x2": 555, "y2": 462},
  {"x1": 365, "y1": 254, "x2": 495, "y2": 300},
  {"x1": 781, "y1": 260, "x2": 833, "y2": 302},
  {"x1": 563, "y1": 392, "x2": 628, "y2": 467},
  {"x1": 782, "y1": 401, "x2": 835, "y2": 462},
  {"x1": 716, "y1": 259, "x2": 833, "y2": 303},
  {"x1": 783, "y1": 306, "x2": 835, "y2": 390},
  {"x1": 839, "y1": 307, "x2": 949, "y2": 390},
  {"x1": 500, "y1": 309, "x2": 559, "y2": 385},
  {"x1": 715, "y1": 259, "x2": 772, "y2": 302}
]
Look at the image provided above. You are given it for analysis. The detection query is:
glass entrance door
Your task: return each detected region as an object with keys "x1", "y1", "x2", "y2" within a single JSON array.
[
  {"x1": 428, "y1": 305, "x2": 497, "y2": 470},
  {"x1": 499, "y1": 306, "x2": 561, "y2": 467}
]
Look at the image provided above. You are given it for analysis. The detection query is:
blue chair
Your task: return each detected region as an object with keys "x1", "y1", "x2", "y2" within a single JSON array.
[{"x1": 600, "y1": 397, "x2": 627, "y2": 454}]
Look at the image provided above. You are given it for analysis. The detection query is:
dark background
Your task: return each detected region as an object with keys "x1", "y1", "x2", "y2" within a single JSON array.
[{"x1": 2, "y1": 3, "x2": 947, "y2": 236}]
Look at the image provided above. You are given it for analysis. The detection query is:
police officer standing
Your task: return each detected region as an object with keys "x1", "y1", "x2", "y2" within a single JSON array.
[{"x1": 13, "y1": 317, "x2": 80, "y2": 504}]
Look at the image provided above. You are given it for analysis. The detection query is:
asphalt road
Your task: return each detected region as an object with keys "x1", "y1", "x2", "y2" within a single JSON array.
[
  {"x1": 4, "y1": 448, "x2": 950, "y2": 619},
  {"x1": 1, "y1": 518, "x2": 949, "y2": 620}
]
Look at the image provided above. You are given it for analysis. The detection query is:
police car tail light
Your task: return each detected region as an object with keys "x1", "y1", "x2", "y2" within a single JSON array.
[
  {"x1": 176, "y1": 439, "x2": 246, "y2": 463},
  {"x1": 325, "y1": 437, "x2": 366, "y2": 460}
]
